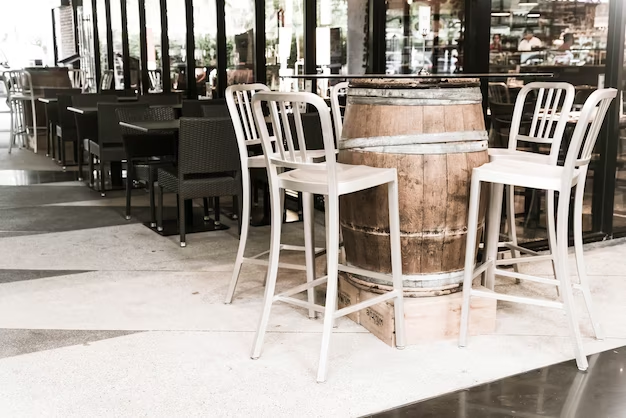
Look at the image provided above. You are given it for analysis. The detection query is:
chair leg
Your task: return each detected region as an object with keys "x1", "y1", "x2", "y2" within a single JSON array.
[
  {"x1": 179, "y1": 195, "x2": 186, "y2": 247},
  {"x1": 77, "y1": 141, "x2": 83, "y2": 181},
  {"x1": 387, "y1": 178, "x2": 406, "y2": 349},
  {"x1": 546, "y1": 190, "x2": 560, "y2": 297},
  {"x1": 88, "y1": 152, "x2": 94, "y2": 188},
  {"x1": 30, "y1": 97, "x2": 37, "y2": 153},
  {"x1": 46, "y1": 121, "x2": 51, "y2": 157},
  {"x1": 251, "y1": 186, "x2": 283, "y2": 360},
  {"x1": 100, "y1": 158, "x2": 106, "y2": 197},
  {"x1": 8, "y1": 102, "x2": 14, "y2": 154},
  {"x1": 573, "y1": 180, "x2": 603, "y2": 340},
  {"x1": 203, "y1": 197, "x2": 210, "y2": 221},
  {"x1": 225, "y1": 171, "x2": 252, "y2": 304},
  {"x1": 149, "y1": 169, "x2": 156, "y2": 228},
  {"x1": 157, "y1": 184, "x2": 164, "y2": 232},
  {"x1": 555, "y1": 188, "x2": 588, "y2": 371},
  {"x1": 505, "y1": 185, "x2": 520, "y2": 275},
  {"x1": 214, "y1": 197, "x2": 221, "y2": 225},
  {"x1": 60, "y1": 136, "x2": 66, "y2": 170},
  {"x1": 303, "y1": 192, "x2": 317, "y2": 319},
  {"x1": 317, "y1": 193, "x2": 340, "y2": 383},
  {"x1": 125, "y1": 160, "x2": 133, "y2": 220},
  {"x1": 459, "y1": 175, "x2": 482, "y2": 347},
  {"x1": 484, "y1": 183, "x2": 504, "y2": 291}
]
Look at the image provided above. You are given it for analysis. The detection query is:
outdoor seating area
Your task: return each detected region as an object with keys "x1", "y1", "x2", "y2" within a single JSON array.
[{"x1": 2, "y1": 0, "x2": 626, "y2": 415}]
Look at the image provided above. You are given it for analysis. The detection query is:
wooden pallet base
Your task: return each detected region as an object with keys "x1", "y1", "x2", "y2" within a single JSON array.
[{"x1": 338, "y1": 274, "x2": 497, "y2": 347}]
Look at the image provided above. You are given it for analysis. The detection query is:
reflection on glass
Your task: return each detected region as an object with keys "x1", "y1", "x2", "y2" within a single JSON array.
[
  {"x1": 126, "y1": 0, "x2": 141, "y2": 90},
  {"x1": 110, "y1": 0, "x2": 124, "y2": 88},
  {"x1": 225, "y1": 0, "x2": 255, "y2": 87},
  {"x1": 385, "y1": 0, "x2": 464, "y2": 75},
  {"x1": 78, "y1": 2, "x2": 97, "y2": 91},
  {"x1": 193, "y1": 0, "x2": 217, "y2": 97},
  {"x1": 96, "y1": 0, "x2": 108, "y2": 73},
  {"x1": 316, "y1": 0, "x2": 346, "y2": 97},
  {"x1": 265, "y1": 0, "x2": 305, "y2": 91},
  {"x1": 145, "y1": 0, "x2": 163, "y2": 92},
  {"x1": 166, "y1": 0, "x2": 186, "y2": 91},
  {"x1": 488, "y1": 0, "x2": 610, "y2": 243}
]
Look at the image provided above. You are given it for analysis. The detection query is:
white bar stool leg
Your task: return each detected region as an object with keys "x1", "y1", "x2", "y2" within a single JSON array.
[
  {"x1": 573, "y1": 178, "x2": 603, "y2": 340},
  {"x1": 555, "y1": 189, "x2": 588, "y2": 371},
  {"x1": 316, "y1": 193, "x2": 340, "y2": 383},
  {"x1": 225, "y1": 169, "x2": 252, "y2": 304},
  {"x1": 8, "y1": 100, "x2": 15, "y2": 154},
  {"x1": 388, "y1": 177, "x2": 406, "y2": 349},
  {"x1": 303, "y1": 191, "x2": 317, "y2": 319},
  {"x1": 460, "y1": 174, "x2": 483, "y2": 347},
  {"x1": 505, "y1": 185, "x2": 520, "y2": 274},
  {"x1": 251, "y1": 185, "x2": 283, "y2": 360},
  {"x1": 485, "y1": 183, "x2": 504, "y2": 291},
  {"x1": 30, "y1": 96, "x2": 37, "y2": 153}
]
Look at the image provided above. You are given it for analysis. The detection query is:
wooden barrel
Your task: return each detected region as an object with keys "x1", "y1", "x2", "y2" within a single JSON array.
[{"x1": 339, "y1": 78, "x2": 489, "y2": 297}]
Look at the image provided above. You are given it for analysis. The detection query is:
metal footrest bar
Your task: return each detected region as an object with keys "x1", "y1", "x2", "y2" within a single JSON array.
[
  {"x1": 495, "y1": 268, "x2": 560, "y2": 286},
  {"x1": 472, "y1": 260, "x2": 492, "y2": 279},
  {"x1": 495, "y1": 254, "x2": 554, "y2": 266},
  {"x1": 243, "y1": 257, "x2": 308, "y2": 271},
  {"x1": 334, "y1": 290, "x2": 400, "y2": 319},
  {"x1": 274, "y1": 296, "x2": 326, "y2": 313},
  {"x1": 338, "y1": 263, "x2": 393, "y2": 282},
  {"x1": 274, "y1": 275, "x2": 329, "y2": 299},
  {"x1": 471, "y1": 288, "x2": 564, "y2": 309},
  {"x1": 503, "y1": 242, "x2": 541, "y2": 256}
]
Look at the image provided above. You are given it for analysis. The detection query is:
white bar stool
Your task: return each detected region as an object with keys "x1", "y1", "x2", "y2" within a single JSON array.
[
  {"x1": 250, "y1": 91, "x2": 406, "y2": 382},
  {"x1": 460, "y1": 88, "x2": 617, "y2": 371},
  {"x1": 224, "y1": 83, "x2": 326, "y2": 316},
  {"x1": 490, "y1": 82, "x2": 576, "y2": 274}
]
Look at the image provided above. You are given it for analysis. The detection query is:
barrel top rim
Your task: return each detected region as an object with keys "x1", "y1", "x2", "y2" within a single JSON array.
[{"x1": 349, "y1": 78, "x2": 481, "y2": 89}]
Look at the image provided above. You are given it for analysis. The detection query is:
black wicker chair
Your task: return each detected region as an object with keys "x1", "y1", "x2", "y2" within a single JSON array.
[
  {"x1": 56, "y1": 93, "x2": 84, "y2": 169},
  {"x1": 89, "y1": 102, "x2": 148, "y2": 196},
  {"x1": 138, "y1": 92, "x2": 182, "y2": 106},
  {"x1": 116, "y1": 106, "x2": 178, "y2": 225},
  {"x1": 157, "y1": 117, "x2": 242, "y2": 247},
  {"x1": 201, "y1": 103, "x2": 231, "y2": 119},
  {"x1": 42, "y1": 88, "x2": 80, "y2": 159},
  {"x1": 181, "y1": 98, "x2": 226, "y2": 117},
  {"x1": 71, "y1": 93, "x2": 118, "y2": 181}
]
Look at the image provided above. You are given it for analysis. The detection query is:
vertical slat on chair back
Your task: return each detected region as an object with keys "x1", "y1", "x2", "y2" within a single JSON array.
[
  {"x1": 225, "y1": 84, "x2": 269, "y2": 146},
  {"x1": 564, "y1": 88, "x2": 617, "y2": 174},
  {"x1": 97, "y1": 102, "x2": 148, "y2": 146},
  {"x1": 330, "y1": 81, "x2": 348, "y2": 141},
  {"x1": 509, "y1": 82, "x2": 575, "y2": 163},
  {"x1": 252, "y1": 91, "x2": 337, "y2": 180},
  {"x1": 178, "y1": 117, "x2": 240, "y2": 177}
]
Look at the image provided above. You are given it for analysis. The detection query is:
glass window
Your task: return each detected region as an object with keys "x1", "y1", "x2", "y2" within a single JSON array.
[
  {"x1": 166, "y1": 0, "x2": 187, "y2": 91},
  {"x1": 110, "y1": 0, "x2": 124, "y2": 88},
  {"x1": 488, "y1": 0, "x2": 610, "y2": 243},
  {"x1": 613, "y1": 28, "x2": 626, "y2": 231},
  {"x1": 126, "y1": 0, "x2": 142, "y2": 90},
  {"x1": 225, "y1": 0, "x2": 255, "y2": 87},
  {"x1": 265, "y1": 0, "x2": 305, "y2": 91},
  {"x1": 145, "y1": 0, "x2": 163, "y2": 92},
  {"x1": 386, "y1": 0, "x2": 465, "y2": 75},
  {"x1": 78, "y1": 2, "x2": 97, "y2": 91},
  {"x1": 316, "y1": 0, "x2": 347, "y2": 97},
  {"x1": 193, "y1": 0, "x2": 217, "y2": 97},
  {"x1": 97, "y1": 0, "x2": 108, "y2": 72}
]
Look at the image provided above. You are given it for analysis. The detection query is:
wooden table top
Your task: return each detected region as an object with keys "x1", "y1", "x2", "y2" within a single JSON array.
[{"x1": 119, "y1": 119, "x2": 180, "y2": 132}]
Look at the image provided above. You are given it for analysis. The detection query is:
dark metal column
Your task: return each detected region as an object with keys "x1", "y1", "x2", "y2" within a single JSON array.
[
  {"x1": 104, "y1": 0, "x2": 115, "y2": 72},
  {"x1": 160, "y1": 0, "x2": 171, "y2": 93},
  {"x1": 368, "y1": 0, "x2": 386, "y2": 74},
  {"x1": 463, "y1": 0, "x2": 491, "y2": 118},
  {"x1": 92, "y1": 0, "x2": 102, "y2": 88},
  {"x1": 592, "y1": 0, "x2": 626, "y2": 236},
  {"x1": 120, "y1": 0, "x2": 131, "y2": 89},
  {"x1": 304, "y1": 0, "x2": 316, "y2": 92},
  {"x1": 52, "y1": 9, "x2": 59, "y2": 65},
  {"x1": 138, "y1": 0, "x2": 150, "y2": 93},
  {"x1": 185, "y1": 0, "x2": 197, "y2": 99},
  {"x1": 254, "y1": 0, "x2": 266, "y2": 84},
  {"x1": 216, "y1": 0, "x2": 227, "y2": 98}
]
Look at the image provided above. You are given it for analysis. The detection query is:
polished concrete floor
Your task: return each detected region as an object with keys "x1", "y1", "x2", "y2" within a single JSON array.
[
  {"x1": 2, "y1": 127, "x2": 626, "y2": 417},
  {"x1": 372, "y1": 346, "x2": 626, "y2": 418}
]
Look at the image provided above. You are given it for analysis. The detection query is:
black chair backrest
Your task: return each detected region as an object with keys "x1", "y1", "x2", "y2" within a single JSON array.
[
  {"x1": 97, "y1": 102, "x2": 148, "y2": 147},
  {"x1": 178, "y1": 117, "x2": 240, "y2": 177},
  {"x1": 116, "y1": 106, "x2": 178, "y2": 159},
  {"x1": 71, "y1": 92, "x2": 118, "y2": 107},
  {"x1": 182, "y1": 98, "x2": 226, "y2": 117},
  {"x1": 201, "y1": 103, "x2": 230, "y2": 119},
  {"x1": 138, "y1": 92, "x2": 182, "y2": 106},
  {"x1": 288, "y1": 112, "x2": 325, "y2": 150},
  {"x1": 43, "y1": 88, "x2": 81, "y2": 98}
]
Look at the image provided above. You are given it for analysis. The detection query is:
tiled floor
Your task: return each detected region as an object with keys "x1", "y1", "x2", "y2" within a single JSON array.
[{"x1": 2, "y1": 129, "x2": 626, "y2": 417}]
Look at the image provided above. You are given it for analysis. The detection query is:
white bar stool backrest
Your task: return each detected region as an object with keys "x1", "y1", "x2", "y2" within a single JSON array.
[
  {"x1": 563, "y1": 88, "x2": 617, "y2": 179},
  {"x1": 225, "y1": 83, "x2": 270, "y2": 147},
  {"x1": 509, "y1": 82, "x2": 576, "y2": 164},
  {"x1": 330, "y1": 81, "x2": 348, "y2": 141},
  {"x1": 251, "y1": 91, "x2": 338, "y2": 186}
]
